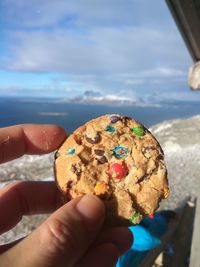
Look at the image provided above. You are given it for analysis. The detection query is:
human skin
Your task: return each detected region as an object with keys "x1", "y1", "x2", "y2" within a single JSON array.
[{"x1": 0, "y1": 124, "x2": 133, "y2": 267}]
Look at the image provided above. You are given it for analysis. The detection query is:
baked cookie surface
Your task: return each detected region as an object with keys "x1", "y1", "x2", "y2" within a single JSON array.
[{"x1": 55, "y1": 114, "x2": 169, "y2": 225}]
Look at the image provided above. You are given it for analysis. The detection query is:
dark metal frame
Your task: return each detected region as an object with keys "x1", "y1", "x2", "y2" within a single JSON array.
[{"x1": 166, "y1": 0, "x2": 200, "y2": 62}]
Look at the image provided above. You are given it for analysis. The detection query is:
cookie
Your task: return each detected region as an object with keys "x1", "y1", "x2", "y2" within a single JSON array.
[{"x1": 54, "y1": 114, "x2": 169, "y2": 226}]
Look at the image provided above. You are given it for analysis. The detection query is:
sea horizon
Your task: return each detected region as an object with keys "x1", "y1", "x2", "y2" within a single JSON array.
[{"x1": 0, "y1": 96, "x2": 200, "y2": 133}]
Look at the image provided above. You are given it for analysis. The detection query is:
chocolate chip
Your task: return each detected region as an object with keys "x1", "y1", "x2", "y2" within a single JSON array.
[
  {"x1": 110, "y1": 115, "x2": 121, "y2": 123},
  {"x1": 85, "y1": 132, "x2": 101, "y2": 144},
  {"x1": 74, "y1": 134, "x2": 82, "y2": 145},
  {"x1": 65, "y1": 181, "x2": 74, "y2": 201},
  {"x1": 157, "y1": 154, "x2": 164, "y2": 161},
  {"x1": 54, "y1": 151, "x2": 60, "y2": 160},
  {"x1": 94, "y1": 149, "x2": 105, "y2": 156},
  {"x1": 71, "y1": 164, "x2": 81, "y2": 176},
  {"x1": 137, "y1": 175, "x2": 148, "y2": 183},
  {"x1": 123, "y1": 116, "x2": 132, "y2": 121},
  {"x1": 66, "y1": 180, "x2": 73, "y2": 189},
  {"x1": 98, "y1": 156, "x2": 108, "y2": 164}
]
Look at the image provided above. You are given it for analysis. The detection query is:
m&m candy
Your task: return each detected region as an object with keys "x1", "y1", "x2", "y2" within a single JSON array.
[
  {"x1": 129, "y1": 212, "x2": 141, "y2": 224},
  {"x1": 148, "y1": 214, "x2": 154, "y2": 219},
  {"x1": 67, "y1": 149, "x2": 76, "y2": 155},
  {"x1": 131, "y1": 126, "x2": 145, "y2": 137},
  {"x1": 110, "y1": 115, "x2": 121, "y2": 123},
  {"x1": 108, "y1": 163, "x2": 128, "y2": 180},
  {"x1": 113, "y1": 146, "x2": 129, "y2": 159},
  {"x1": 106, "y1": 125, "x2": 116, "y2": 133}
]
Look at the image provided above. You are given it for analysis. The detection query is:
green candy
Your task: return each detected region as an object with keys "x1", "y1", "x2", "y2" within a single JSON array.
[
  {"x1": 129, "y1": 212, "x2": 141, "y2": 224},
  {"x1": 131, "y1": 126, "x2": 145, "y2": 137}
]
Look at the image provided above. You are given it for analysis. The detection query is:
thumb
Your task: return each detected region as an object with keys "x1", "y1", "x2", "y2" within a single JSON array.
[{"x1": 3, "y1": 195, "x2": 105, "y2": 267}]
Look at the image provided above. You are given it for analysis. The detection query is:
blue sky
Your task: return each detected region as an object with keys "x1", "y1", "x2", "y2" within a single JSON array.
[{"x1": 0, "y1": 0, "x2": 199, "y2": 102}]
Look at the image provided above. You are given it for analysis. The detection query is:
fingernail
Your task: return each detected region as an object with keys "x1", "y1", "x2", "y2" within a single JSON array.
[{"x1": 76, "y1": 195, "x2": 105, "y2": 225}]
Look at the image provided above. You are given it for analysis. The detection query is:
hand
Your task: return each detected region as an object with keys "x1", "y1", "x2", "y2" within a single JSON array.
[{"x1": 0, "y1": 124, "x2": 133, "y2": 267}]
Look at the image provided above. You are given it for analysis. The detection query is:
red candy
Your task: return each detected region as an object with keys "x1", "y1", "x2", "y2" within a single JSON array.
[
  {"x1": 108, "y1": 163, "x2": 128, "y2": 180},
  {"x1": 148, "y1": 214, "x2": 154, "y2": 219}
]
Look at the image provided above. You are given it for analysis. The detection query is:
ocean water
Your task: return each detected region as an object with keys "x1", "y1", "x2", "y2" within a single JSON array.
[{"x1": 0, "y1": 97, "x2": 200, "y2": 133}]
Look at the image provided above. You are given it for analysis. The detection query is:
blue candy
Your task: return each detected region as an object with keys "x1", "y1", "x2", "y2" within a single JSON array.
[
  {"x1": 106, "y1": 125, "x2": 116, "y2": 133},
  {"x1": 67, "y1": 149, "x2": 75, "y2": 155},
  {"x1": 113, "y1": 146, "x2": 129, "y2": 158}
]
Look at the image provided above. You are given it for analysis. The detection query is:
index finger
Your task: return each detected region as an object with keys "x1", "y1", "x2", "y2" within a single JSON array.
[
  {"x1": 0, "y1": 181, "x2": 62, "y2": 234},
  {"x1": 0, "y1": 124, "x2": 67, "y2": 164}
]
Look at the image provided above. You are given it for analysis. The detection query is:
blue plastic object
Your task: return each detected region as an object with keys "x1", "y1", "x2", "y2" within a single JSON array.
[{"x1": 116, "y1": 212, "x2": 168, "y2": 267}]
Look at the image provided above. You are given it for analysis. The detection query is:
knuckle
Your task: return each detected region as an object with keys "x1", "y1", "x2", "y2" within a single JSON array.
[{"x1": 45, "y1": 218, "x2": 78, "y2": 255}]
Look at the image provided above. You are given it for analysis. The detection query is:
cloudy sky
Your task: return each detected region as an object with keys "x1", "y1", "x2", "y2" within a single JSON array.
[{"x1": 0, "y1": 0, "x2": 199, "y2": 102}]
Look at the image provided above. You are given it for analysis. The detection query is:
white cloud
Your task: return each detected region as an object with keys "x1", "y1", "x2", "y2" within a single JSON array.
[
  {"x1": 3, "y1": 0, "x2": 173, "y2": 29},
  {"x1": 6, "y1": 26, "x2": 190, "y2": 75},
  {"x1": 1, "y1": 0, "x2": 195, "y2": 101}
]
